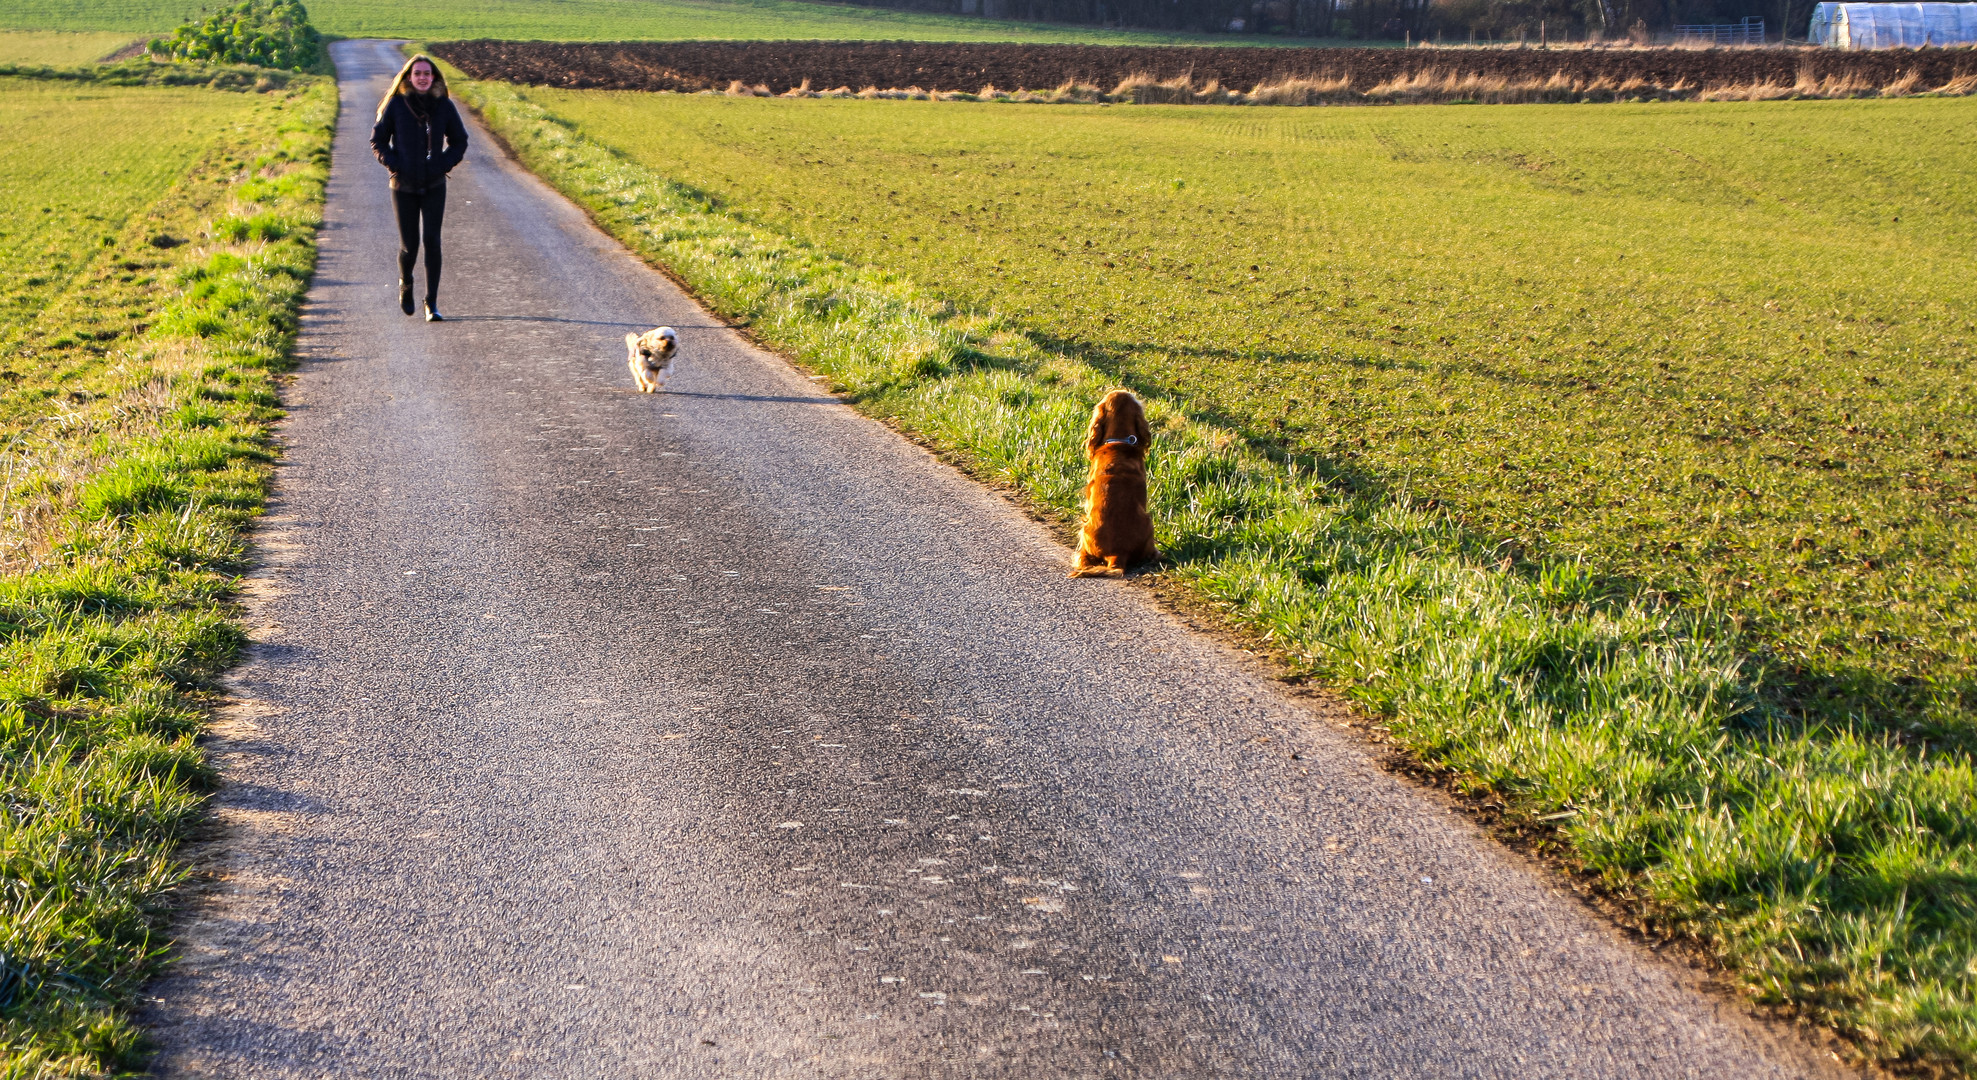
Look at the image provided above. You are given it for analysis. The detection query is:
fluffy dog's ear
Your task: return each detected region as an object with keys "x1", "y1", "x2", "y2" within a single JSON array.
[
  {"x1": 1083, "y1": 395, "x2": 1110, "y2": 459},
  {"x1": 625, "y1": 332, "x2": 641, "y2": 355},
  {"x1": 1131, "y1": 398, "x2": 1152, "y2": 450}
]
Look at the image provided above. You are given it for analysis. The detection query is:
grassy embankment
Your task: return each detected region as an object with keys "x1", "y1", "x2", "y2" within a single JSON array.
[
  {"x1": 0, "y1": 69, "x2": 331, "y2": 1073},
  {"x1": 0, "y1": 0, "x2": 1324, "y2": 46},
  {"x1": 455, "y1": 80, "x2": 1977, "y2": 1073}
]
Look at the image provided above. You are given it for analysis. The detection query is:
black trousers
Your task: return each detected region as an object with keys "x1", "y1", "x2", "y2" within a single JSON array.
[{"x1": 392, "y1": 183, "x2": 445, "y2": 304}]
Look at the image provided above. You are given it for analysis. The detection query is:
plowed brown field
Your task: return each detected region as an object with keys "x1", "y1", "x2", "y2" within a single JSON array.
[{"x1": 430, "y1": 39, "x2": 1977, "y2": 95}]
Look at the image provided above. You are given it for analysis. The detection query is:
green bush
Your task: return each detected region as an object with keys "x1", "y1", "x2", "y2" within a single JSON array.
[{"x1": 148, "y1": 0, "x2": 322, "y2": 72}]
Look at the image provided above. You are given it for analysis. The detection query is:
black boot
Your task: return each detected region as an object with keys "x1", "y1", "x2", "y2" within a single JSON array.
[
  {"x1": 423, "y1": 297, "x2": 443, "y2": 322},
  {"x1": 399, "y1": 281, "x2": 415, "y2": 316}
]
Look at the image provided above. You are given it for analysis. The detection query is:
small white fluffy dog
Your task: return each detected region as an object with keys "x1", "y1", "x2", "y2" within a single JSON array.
[{"x1": 625, "y1": 327, "x2": 678, "y2": 392}]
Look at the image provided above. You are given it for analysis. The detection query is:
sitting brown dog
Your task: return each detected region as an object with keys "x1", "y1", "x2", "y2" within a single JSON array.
[{"x1": 1071, "y1": 389, "x2": 1157, "y2": 577}]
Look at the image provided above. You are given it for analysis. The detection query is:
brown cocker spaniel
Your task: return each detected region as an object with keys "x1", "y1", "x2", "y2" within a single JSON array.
[{"x1": 1071, "y1": 389, "x2": 1157, "y2": 577}]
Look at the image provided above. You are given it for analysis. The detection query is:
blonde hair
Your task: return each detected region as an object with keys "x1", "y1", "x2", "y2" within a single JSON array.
[{"x1": 376, "y1": 54, "x2": 449, "y2": 120}]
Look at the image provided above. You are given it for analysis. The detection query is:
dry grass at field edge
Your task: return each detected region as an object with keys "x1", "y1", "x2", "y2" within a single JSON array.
[{"x1": 710, "y1": 64, "x2": 1977, "y2": 104}]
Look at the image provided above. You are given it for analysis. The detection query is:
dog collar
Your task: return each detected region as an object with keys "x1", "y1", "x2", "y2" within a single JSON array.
[{"x1": 1101, "y1": 436, "x2": 1138, "y2": 447}]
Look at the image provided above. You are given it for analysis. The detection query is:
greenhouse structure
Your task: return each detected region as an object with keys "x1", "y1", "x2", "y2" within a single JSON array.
[{"x1": 1808, "y1": 2, "x2": 1977, "y2": 46}]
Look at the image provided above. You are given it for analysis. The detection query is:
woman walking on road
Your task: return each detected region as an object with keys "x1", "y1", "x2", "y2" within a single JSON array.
[{"x1": 371, "y1": 54, "x2": 467, "y2": 321}]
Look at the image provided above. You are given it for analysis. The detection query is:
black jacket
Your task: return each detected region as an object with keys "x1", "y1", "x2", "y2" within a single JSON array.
[{"x1": 371, "y1": 93, "x2": 467, "y2": 192}]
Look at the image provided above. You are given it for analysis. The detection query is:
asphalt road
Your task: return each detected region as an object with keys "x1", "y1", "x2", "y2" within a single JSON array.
[{"x1": 141, "y1": 39, "x2": 1846, "y2": 1079}]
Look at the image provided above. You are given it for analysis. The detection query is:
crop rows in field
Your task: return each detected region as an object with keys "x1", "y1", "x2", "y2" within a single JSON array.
[
  {"x1": 432, "y1": 39, "x2": 1977, "y2": 95},
  {"x1": 0, "y1": 77, "x2": 261, "y2": 369},
  {"x1": 0, "y1": 29, "x2": 140, "y2": 65}
]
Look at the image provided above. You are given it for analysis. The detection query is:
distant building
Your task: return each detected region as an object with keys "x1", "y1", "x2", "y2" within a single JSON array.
[{"x1": 1809, "y1": 2, "x2": 1977, "y2": 46}]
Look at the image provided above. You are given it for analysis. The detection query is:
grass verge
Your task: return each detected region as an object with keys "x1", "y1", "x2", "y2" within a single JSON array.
[
  {"x1": 0, "y1": 67, "x2": 332, "y2": 1074},
  {"x1": 0, "y1": 57, "x2": 320, "y2": 89},
  {"x1": 455, "y1": 74, "x2": 1977, "y2": 1075}
]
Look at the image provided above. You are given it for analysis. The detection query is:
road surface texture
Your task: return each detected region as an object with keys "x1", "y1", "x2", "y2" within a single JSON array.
[{"x1": 141, "y1": 39, "x2": 1846, "y2": 1079}]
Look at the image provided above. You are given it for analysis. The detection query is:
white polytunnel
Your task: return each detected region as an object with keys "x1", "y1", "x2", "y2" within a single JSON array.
[{"x1": 1808, "y1": 2, "x2": 1977, "y2": 47}]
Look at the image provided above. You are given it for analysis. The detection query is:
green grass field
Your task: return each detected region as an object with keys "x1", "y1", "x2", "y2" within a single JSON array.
[
  {"x1": 0, "y1": 80, "x2": 259, "y2": 364},
  {"x1": 465, "y1": 81, "x2": 1977, "y2": 1072},
  {"x1": 0, "y1": 70, "x2": 331, "y2": 1073},
  {"x1": 0, "y1": 0, "x2": 1300, "y2": 45},
  {"x1": 516, "y1": 89, "x2": 1977, "y2": 746},
  {"x1": 0, "y1": 29, "x2": 139, "y2": 64}
]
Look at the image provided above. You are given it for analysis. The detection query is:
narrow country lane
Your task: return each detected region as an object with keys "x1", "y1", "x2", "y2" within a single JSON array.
[{"x1": 139, "y1": 39, "x2": 1846, "y2": 1079}]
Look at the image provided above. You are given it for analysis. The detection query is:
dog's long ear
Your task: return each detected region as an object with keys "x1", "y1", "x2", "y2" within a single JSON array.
[
  {"x1": 625, "y1": 332, "x2": 641, "y2": 356},
  {"x1": 1130, "y1": 395, "x2": 1152, "y2": 450},
  {"x1": 1083, "y1": 395, "x2": 1110, "y2": 460}
]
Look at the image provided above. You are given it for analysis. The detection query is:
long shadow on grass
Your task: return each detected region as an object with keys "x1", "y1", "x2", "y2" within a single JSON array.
[
  {"x1": 1049, "y1": 325, "x2": 1658, "y2": 401},
  {"x1": 1020, "y1": 327, "x2": 1976, "y2": 756}
]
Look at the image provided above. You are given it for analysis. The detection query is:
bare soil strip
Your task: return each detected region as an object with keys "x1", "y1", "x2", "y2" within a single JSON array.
[{"x1": 430, "y1": 39, "x2": 1977, "y2": 96}]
